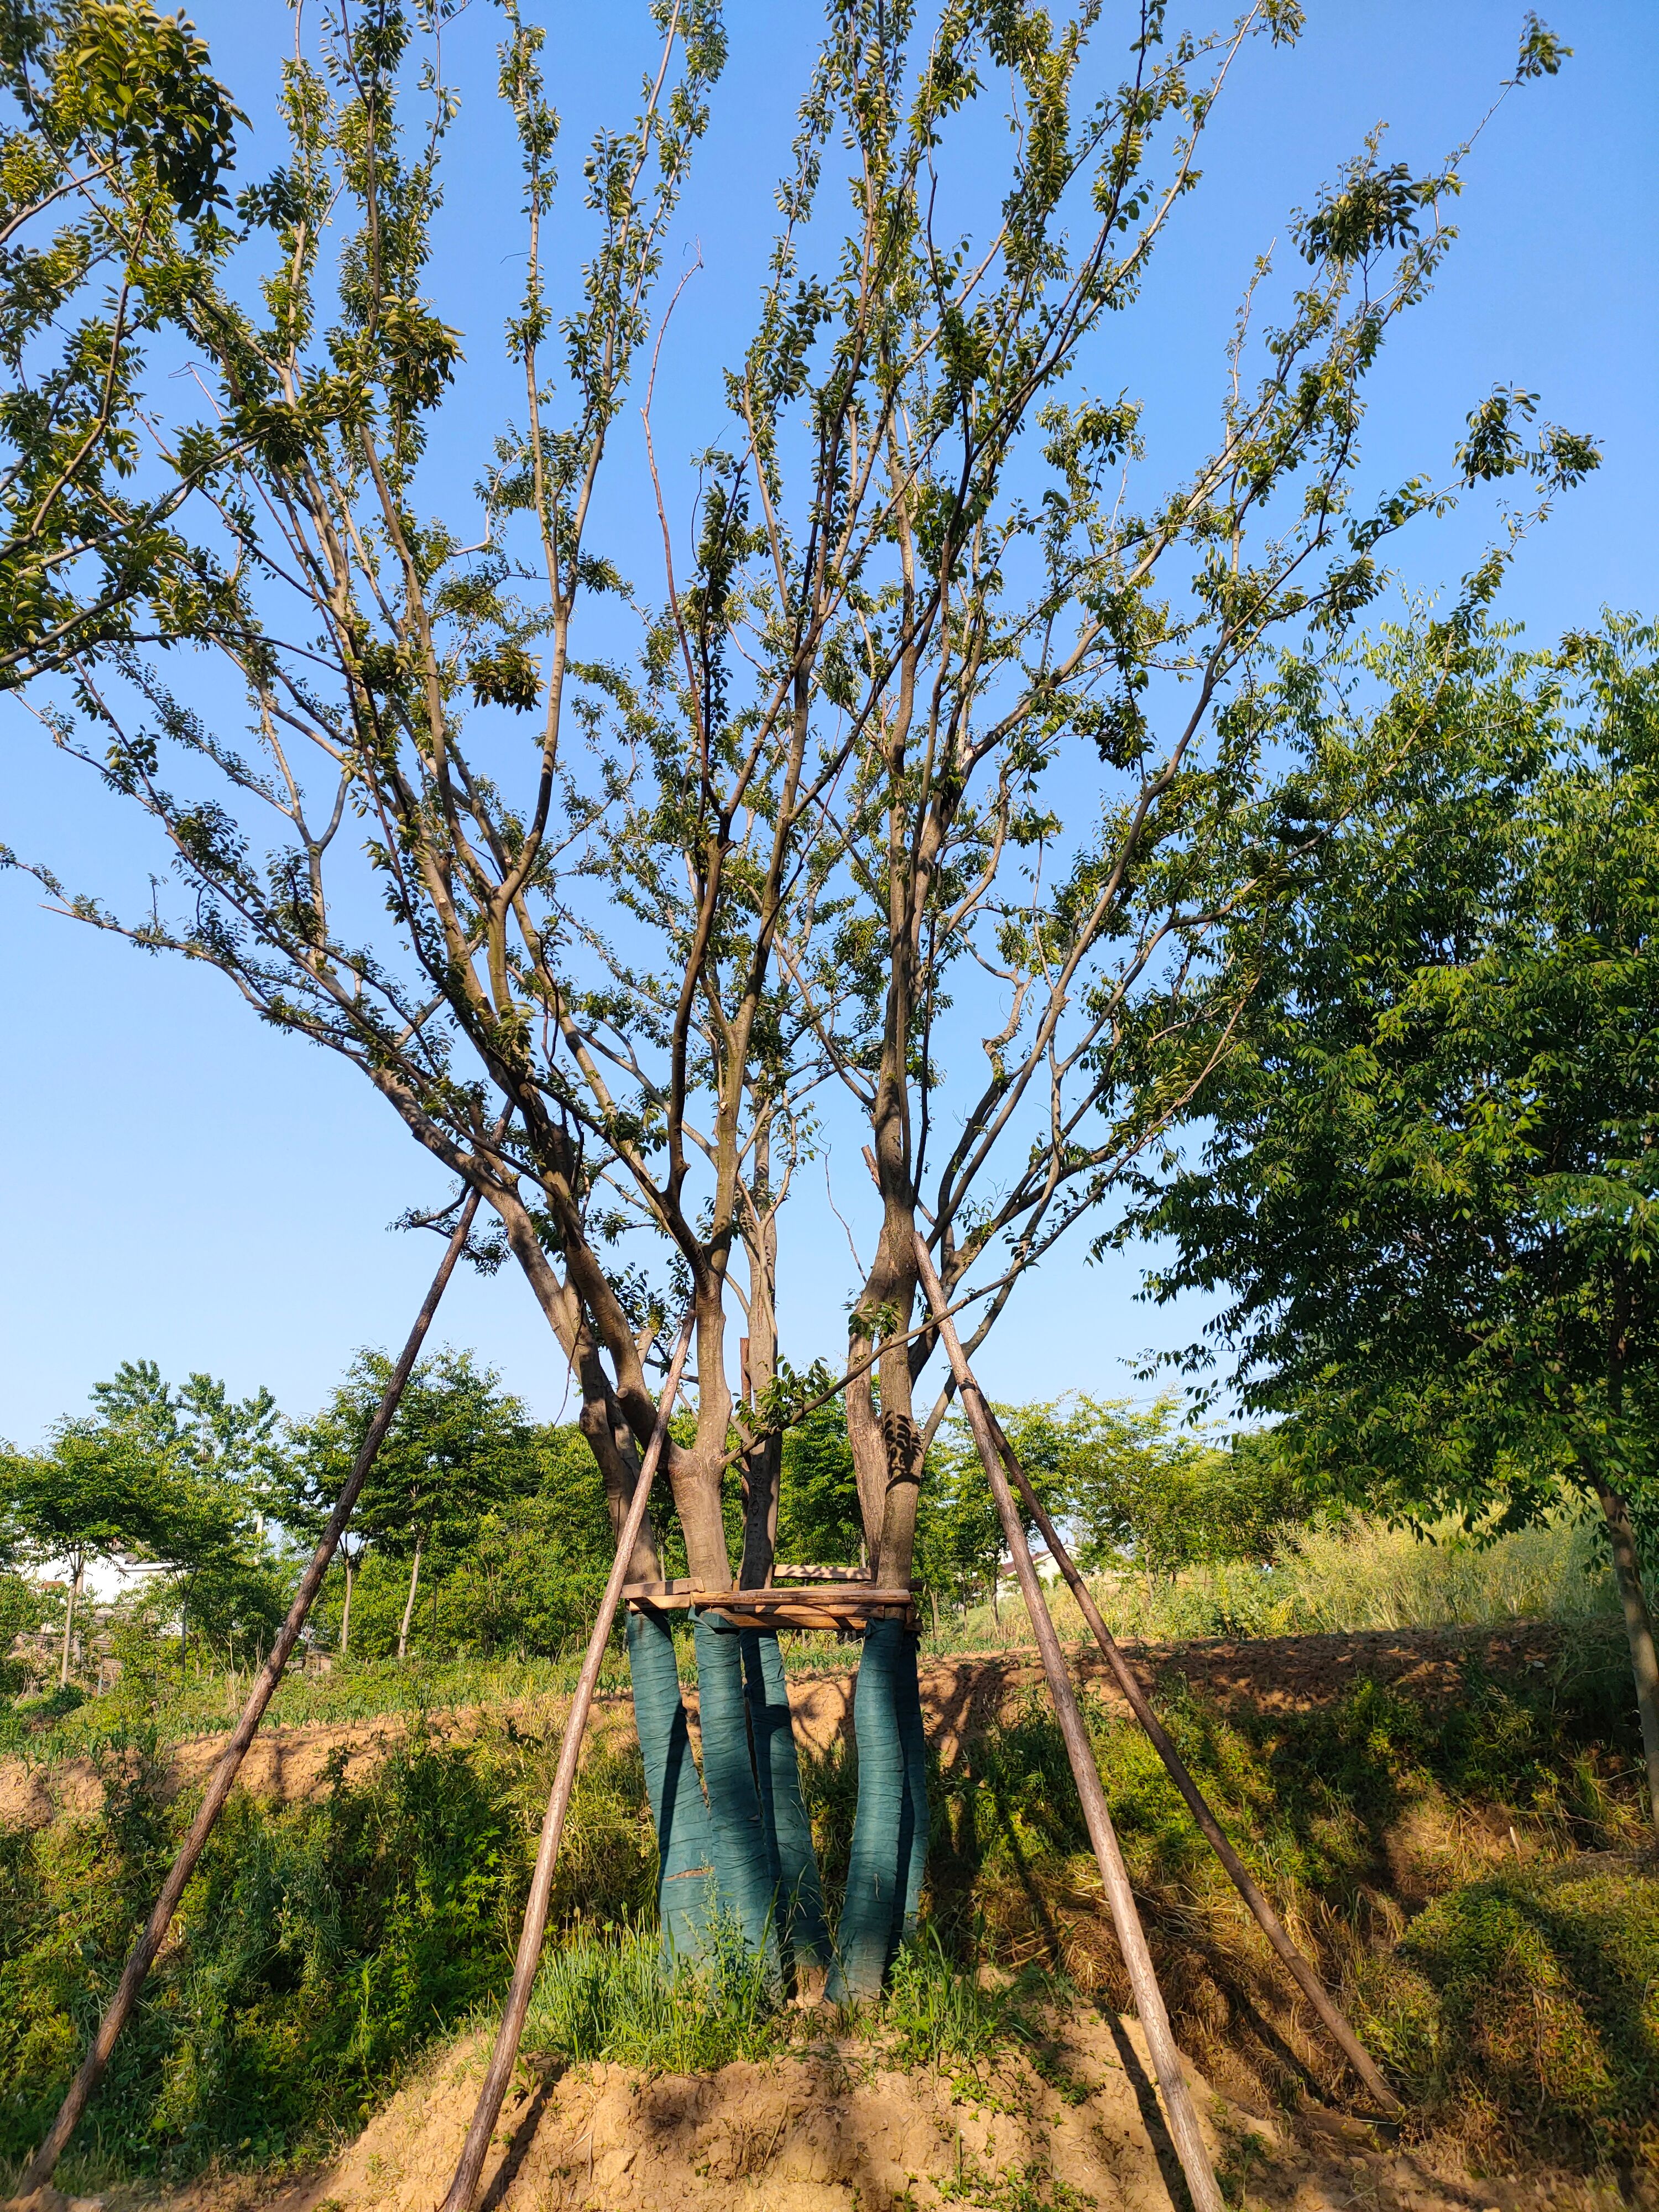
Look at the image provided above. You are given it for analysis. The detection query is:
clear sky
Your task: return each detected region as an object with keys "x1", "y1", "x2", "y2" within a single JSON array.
[{"x1": 2, "y1": 1, "x2": 1654, "y2": 1446}]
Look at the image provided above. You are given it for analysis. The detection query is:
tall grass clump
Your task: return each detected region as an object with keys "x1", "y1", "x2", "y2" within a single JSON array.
[
  {"x1": 521, "y1": 1918, "x2": 783, "y2": 2072},
  {"x1": 1355, "y1": 1863, "x2": 1659, "y2": 2171},
  {"x1": 922, "y1": 1511, "x2": 1617, "y2": 1653}
]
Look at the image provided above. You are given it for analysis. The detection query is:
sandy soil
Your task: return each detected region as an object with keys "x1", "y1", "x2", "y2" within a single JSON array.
[
  {"x1": 0, "y1": 1625, "x2": 1568, "y2": 1830},
  {"x1": 17, "y1": 2009, "x2": 1626, "y2": 2212}
]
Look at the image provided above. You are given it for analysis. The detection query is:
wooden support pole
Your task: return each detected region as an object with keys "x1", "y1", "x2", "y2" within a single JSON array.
[
  {"x1": 982, "y1": 1405, "x2": 1402, "y2": 2116},
  {"x1": 915, "y1": 1236, "x2": 1225, "y2": 2212},
  {"x1": 438, "y1": 1313, "x2": 694, "y2": 2212},
  {"x1": 15, "y1": 1190, "x2": 484, "y2": 2205}
]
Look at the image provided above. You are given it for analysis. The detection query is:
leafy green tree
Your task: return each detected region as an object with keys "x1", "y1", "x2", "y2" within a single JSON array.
[
  {"x1": 288, "y1": 1349, "x2": 538, "y2": 1661},
  {"x1": 420, "y1": 1425, "x2": 615, "y2": 1658},
  {"x1": 0, "y1": 0, "x2": 244, "y2": 684},
  {"x1": 88, "y1": 1358, "x2": 289, "y2": 1663},
  {"x1": 1126, "y1": 616, "x2": 1659, "y2": 1829},
  {"x1": 1, "y1": 1422, "x2": 154, "y2": 1683},
  {"x1": 776, "y1": 1400, "x2": 864, "y2": 1572}
]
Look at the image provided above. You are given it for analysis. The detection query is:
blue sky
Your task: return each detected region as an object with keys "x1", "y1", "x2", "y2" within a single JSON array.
[{"x1": 2, "y1": 0, "x2": 1654, "y2": 1445}]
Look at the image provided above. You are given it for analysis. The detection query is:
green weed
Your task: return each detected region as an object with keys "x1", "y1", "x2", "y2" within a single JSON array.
[
  {"x1": 1355, "y1": 1863, "x2": 1659, "y2": 2170},
  {"x1": 880, "y1": 1929, "x2": 1032, "y2": 2079},
  {"x1": 521, "y1": 1916, "x2": 784, "y2": 2072}
]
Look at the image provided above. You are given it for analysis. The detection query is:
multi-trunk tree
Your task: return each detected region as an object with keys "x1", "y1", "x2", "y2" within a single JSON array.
[{"x1": 1, "y1": 0, "x2": 1593, "y2": 1992}]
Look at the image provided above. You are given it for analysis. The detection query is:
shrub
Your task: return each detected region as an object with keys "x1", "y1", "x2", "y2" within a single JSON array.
[{"x1": 1356, "y1": 1864, "x2": 1659, "y2": 2169}]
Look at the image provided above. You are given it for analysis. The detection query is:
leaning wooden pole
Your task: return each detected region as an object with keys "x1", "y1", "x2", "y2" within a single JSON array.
[
  {"x1": 15, "y1": 1190, "x2": 484, "y2": 2205},
  {"x1": 439, "y1": 1312, "x2": 694, "y2": 2212},
  {"x1": 915, "y1": 1238, "x2": 1225, "y2": 2212},
  {"x1": 983, "y1": 1405, "x2": 1402, "y2": 2116}
]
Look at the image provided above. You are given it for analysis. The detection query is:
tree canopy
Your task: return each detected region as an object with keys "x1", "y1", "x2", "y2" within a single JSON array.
[{"x1": 1123, "y1": 613, "x2": 1659, "y2": 1822}]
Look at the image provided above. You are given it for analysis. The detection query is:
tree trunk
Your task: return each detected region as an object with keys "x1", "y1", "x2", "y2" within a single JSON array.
[
  {"x1": 1593, "y1": 1476, "x2": 1659, "y2": 1836},
  {"x1": 837, "y1": 1320, "x2": 930, "y2": 2000},
  {"x1": 339, "y1": 1550, "x2": 355, "y2": 1655},
  {"x1": 695, "y1": 1613, "x2": 781, "y2": 1983},
  {"x1": 59, "y1": 1556, "x2": 84, "y2": 1689},
  {"x1": 397, "y1": 1533, "x2": 424, "y2": 1661},
  {"x1": 829, "y1": 1615, "x2": 911, "y2": 2000}
]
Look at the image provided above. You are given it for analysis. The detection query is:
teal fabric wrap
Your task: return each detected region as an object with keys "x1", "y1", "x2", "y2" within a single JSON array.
[
  {"x1": 894, "y1": 1627, "x2": 928, "y2": 1940},
  {"x1": 627, "y1": 1608, "x2": 715, "y2": 1957},
  {"x1": 828, "y1": 1615, "x2": 907, "y2": 2000},
  {"x1": 693, "y1": 1613, "x2": 781, "y2": 1978},
  {"x1": 742, "y1": 1629, "x2": 832, "y2": 1973}
]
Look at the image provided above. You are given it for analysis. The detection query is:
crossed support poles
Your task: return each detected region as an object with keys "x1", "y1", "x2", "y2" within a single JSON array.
[
  {"x1": 13, "y1": 1217, "x2": 1399, "y2": 2212},
  {"x1": 913, "y1": 1235, "x2": 1402, "y2": 2212}
]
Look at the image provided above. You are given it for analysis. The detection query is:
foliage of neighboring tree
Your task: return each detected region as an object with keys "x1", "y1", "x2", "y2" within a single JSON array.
[
  {"x1": 87, "y1": 1357, "x2": 290, "y2": 1656},
  {"x1": 775, "y1": 1399, "x2": 864, "y2": 1572},
  {"x1": 912, "y1": 1397, "x2": 1308, "y2": 1617},
  {"x1": 0, "y1": 0, "x2": 244, "y2": 685},
  {"x1": 285, "y1": 1348, "x2": 538, "y2": 1659},
  {"x1": 1123, "y1": 615, "x2": 1659, "y2": 1827}
]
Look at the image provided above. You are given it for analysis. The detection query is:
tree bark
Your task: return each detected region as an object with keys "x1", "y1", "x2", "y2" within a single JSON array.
[
  {"x1": 59, "y1": 1556, "x2": 84, "y2": 1689},
  {"x1": 397, "y1": 1533, "x2": 424, "y2": 1661},
  {"x1": 339, "y1": 1548, "x2": 355, "y2": 1656},
  {"x1": 1593, "y1": 1475, "x2": 1659, "y2": 1837}
]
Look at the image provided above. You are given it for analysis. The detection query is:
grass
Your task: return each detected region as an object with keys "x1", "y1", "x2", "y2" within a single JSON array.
[
  {"x1": 920, "y1": 1509, "x2": 1619, "y2": 1653},
  {"x1": 1355, "y1": 1860, "x2": 1659, "y2": 2171},
  {"x1": 519, "y1": 1916, "x2": 1047, "y2": 2089},
  {"x1": 1, "y1": 1526, "x2": 1652, "y2": 2191},
  {"x1": 0, "y1": 1648, "x2": 635, "y2": 1772},
  {"x1": 521, "y1": 1918, "x2": 784, "y2": 2073},
  {"x1": 3, "y1": 1510, "x2": 1612, "y2": 1775}
]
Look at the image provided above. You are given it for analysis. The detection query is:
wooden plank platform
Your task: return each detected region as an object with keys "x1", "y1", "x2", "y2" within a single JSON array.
[{"x1": 620, "y1": 1577, "x2": 919, "y2": 1632}]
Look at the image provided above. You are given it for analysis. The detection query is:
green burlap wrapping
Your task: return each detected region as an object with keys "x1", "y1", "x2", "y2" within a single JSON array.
[
  {"x1": 828, "y1": 1615, "x2": 910, "y2": 1999},
  {"x1": 693, "y1": 1612, "x2": 782, "y2": 1980},
  {"x1": 626, "y1": 1608, "x2": 715, "y2": 1956},
  {"x1": 741, "y1": 1627, "x2": 832, "y2": 1970}
]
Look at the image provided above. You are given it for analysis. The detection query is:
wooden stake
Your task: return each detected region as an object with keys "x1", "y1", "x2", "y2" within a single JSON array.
[
  {"x1": 15, "y1": 1190, "x2": 485, "y2": 2204},
  {"x1": 982, "y1": 1405, "x2": 1402, "y2": 2115},
  {"x1": 914, "y1": 1235, "x2": 1225, "y2": 2212},
  {"x1": 439, "y1": 1312, "x2": 694, "y2": 2212}
]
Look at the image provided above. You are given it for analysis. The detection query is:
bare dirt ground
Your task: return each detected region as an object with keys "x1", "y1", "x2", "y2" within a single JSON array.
[
  {"x1": 24, "y1": 2010, "x2": 1632, "y2": 2212},
  {"x1": 0, "y1": 1624, "x2": 1567, "y2": 1829}
]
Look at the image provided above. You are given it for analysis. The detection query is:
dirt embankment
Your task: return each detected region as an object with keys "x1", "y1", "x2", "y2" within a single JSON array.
[
  {"x1": 85, "y1": 2006, "x2": 1609, "y2": 2212},
  {"x1": 0, "y1": 1624, "x2": 1567, "y2": 1830}
]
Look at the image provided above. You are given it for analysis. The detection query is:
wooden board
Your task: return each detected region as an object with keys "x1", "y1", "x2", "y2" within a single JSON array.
[{"x1": 622, "y1": 1579, "x2": 919, "y2": 1632}]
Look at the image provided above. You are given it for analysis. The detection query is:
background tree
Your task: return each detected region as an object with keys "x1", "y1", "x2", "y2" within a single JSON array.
[
  {"x1": 1, "y1": 1421, "x2": 155, "y2": 1683},
  {"x1": 1124, "y1": 614, "x2": 1659, "y2": 1830},
  {"x1": 90, "y1": 1357, "x2": 290, "y2": 1664},
  {"x1": 0, "y1": 0, "x2": 1594, "y2": 1993},
  {"x1": 287, "y1": 1348, "x2": 536, "y2": 1662}
]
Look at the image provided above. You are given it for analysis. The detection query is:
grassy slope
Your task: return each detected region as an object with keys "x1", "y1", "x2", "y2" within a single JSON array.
[{"x1": 0, "y1": 1516, "x2": 1651, "y2": 2193}]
